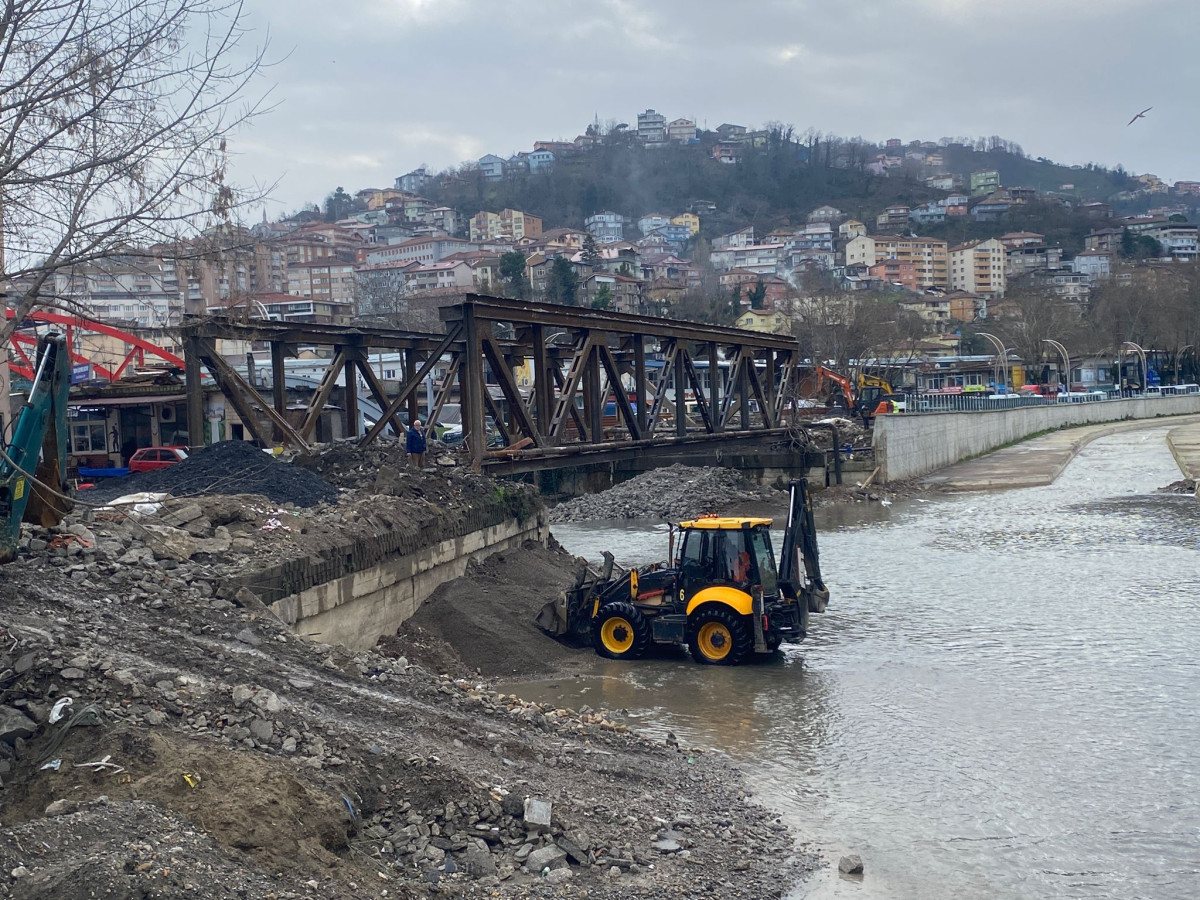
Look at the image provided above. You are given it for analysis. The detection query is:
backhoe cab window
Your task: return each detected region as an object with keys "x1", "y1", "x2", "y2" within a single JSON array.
[{"x1": 750, "y1": 528, "x2": 778, "y2": 595}]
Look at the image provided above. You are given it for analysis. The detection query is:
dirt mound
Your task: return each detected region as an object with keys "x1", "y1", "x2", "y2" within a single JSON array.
[
  {"x1": 550, "y1": 464, "x2": 784, "y2": 523},
  {"x1": 86, "y1": 440, "x2": 339, "y2": 507},
  {"x1": 1159, "y1": 478, "x2": 1197, "y2": 494},
  {"x1": 386, "y1": 542, "x2": 587, "y2": 678}
]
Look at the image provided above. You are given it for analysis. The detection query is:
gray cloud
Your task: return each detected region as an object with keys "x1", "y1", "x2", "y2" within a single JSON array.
[{"x1": 234, "y1": 0, "x2": 1198, "y2": 213}]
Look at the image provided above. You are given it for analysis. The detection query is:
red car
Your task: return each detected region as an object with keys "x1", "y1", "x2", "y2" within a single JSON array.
[{"x1": 128, "y1": 446, "x2": 189, "y2": 473}]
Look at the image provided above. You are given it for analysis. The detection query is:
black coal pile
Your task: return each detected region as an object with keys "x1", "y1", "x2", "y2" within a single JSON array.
[
  {"x1": 549, "y1": 464, "x2": 782, "y2": 523},
  {"x1": 85, "y1": 440, "x2": 339, "y2": 507}
]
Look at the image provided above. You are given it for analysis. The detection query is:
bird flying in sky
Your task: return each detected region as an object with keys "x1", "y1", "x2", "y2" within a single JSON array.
[{"x1": 1127, "y1": 107, "x2": 1152, "y2": 126}]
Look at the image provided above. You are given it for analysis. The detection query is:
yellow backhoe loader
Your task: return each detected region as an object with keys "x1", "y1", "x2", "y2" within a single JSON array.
[{"x1": 537, "y1": 479, "x2": 829, "y2": 665}]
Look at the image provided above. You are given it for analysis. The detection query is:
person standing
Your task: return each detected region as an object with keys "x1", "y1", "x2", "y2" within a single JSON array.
[{"x1": 406, "y1": 419, "x2": 427, "y2": 469}]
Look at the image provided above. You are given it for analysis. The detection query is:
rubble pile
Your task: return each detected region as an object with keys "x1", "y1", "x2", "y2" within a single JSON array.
[
  {"x1": 86, "y1": 439, "x2": 340, "y2": 507},
  {"x1": 550, "y1": 464, "x2": 785, "y2": 523},
  {"x1": 0, "y1": 454, "x2": 809, "y2": 897}
]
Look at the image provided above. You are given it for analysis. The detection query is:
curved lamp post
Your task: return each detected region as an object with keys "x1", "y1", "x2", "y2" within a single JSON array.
[
  {"x1": 1174, "y1": 344, "x2": 1193, "y2": 384},
  {"x1": 976, "y1": 332, "x2": 1010, "y2": 391},
  {"x1": 1042, "y1": 338, "x2": 1071, "y2": 392},
  {"x1": 1121, "y1": 341, "x2": 1147, "y2": 393}
]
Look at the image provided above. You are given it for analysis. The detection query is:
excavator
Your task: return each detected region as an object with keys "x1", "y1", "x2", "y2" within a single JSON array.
[
  {"x1": 1, "y1": 333, "x2": 72, "y2": 564},
  {"x1": 537, "y1": 479, "x2": 829, "y2": 665},
  {"x1": 800, "y1": 365, "x2": 895, "y2": 425}
]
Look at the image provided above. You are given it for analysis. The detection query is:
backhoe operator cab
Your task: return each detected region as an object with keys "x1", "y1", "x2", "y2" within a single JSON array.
[{"x1": 552, "y1": 479, "x2": 829, "y2": 666}]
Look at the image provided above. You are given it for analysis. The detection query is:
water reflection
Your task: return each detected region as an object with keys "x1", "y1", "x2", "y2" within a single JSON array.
[{"x1": 528, "y1": 429, "x2": 1200, "y2": 900}]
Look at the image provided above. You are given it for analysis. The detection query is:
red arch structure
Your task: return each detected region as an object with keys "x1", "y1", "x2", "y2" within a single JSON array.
[{"x1": 5, "y1": 309, "x2": 186, "y2": 382}]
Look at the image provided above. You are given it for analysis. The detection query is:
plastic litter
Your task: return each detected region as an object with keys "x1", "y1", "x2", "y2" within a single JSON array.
[
  {"x1": 182, "y1": 772, "x2": 201, "y2": 789},
  {"x1": 49, "y1": 697, "x2": 73, "y2": 724},
  {"x1": 73, "y1": 754, "x2": 124, "y2": 775},
  {"x1": 98, "y1": 492, "x2": 171, "y2": 516},
  {"x1": 39, "y1": 759, "x2": 62, "y2": 771}
]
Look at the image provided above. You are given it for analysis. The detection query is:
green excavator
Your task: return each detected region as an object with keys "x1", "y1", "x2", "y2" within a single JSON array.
[{"x1": 1, "y1": 332, "x2": 72, "y2": 563}]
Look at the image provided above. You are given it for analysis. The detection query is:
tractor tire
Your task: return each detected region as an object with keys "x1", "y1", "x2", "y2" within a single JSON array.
[
  {"x1": 688, "y1": 605, "x2": 752, "y2": 666},
  {"x1": 592, "y1": 602, "x2": 650, "y2": 661}
]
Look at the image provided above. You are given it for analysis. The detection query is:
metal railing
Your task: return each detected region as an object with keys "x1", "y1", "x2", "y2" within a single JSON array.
[{"x1": 901, "y1": 384, "x2": 1200, "y2": 414}]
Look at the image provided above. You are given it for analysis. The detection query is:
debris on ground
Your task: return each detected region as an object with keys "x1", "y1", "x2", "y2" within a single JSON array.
[
  {"x1": 1159, "y1": 478, "x2": 1196, "y2": 494},
  {"x1": 0, "y1": 443, "x2": 812, "y2": 898},
  {"x1": 84, "y1": 439, "x2": 340, "y2": 507},
  {"x1": 549, "y1": 464, "x2": 786, "y2": 523}
]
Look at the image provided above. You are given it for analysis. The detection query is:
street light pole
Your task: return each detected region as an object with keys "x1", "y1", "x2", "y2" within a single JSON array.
[
  {"x1": 977, "y1": 332, "x2": 1009, "y2": 392},
  {"x1": 1174, "y1": 345, "x2": 1193, "y2": 385},
  {"x1": 1122, "y1": 341, "x2": 1147, "y2": 394},
  {"x1": 1042, "y1": 338, "x2": 1071, "y2": 392}
]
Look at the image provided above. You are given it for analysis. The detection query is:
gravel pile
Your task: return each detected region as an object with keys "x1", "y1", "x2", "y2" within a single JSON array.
[
  {"x1": 550, "y1": 464, "x2": 781, "y2": 523},
  {"x1": 86, "y1": 440, "x2": 339, "y2": 508}
]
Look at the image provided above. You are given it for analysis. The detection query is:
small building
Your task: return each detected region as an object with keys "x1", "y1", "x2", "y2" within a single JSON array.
[
  {"x1": 1071, "y1": 249, "x2": 1112, "y2": 280},
  {"x1": 528, "y1": 149, "x2": 555, "y2": 173},
  {"x1": 477, "y1": 154, "x2": 506, "y2": 180},
  {"x1": 970, "y1": 170, "x2": 1001, "y2": 196},
  {"x1": 667, "y1": 118, "x2": 697, "y2": 143},
  {"x1": 584, "y1": 211, "x2": 626, "y2": 243}
]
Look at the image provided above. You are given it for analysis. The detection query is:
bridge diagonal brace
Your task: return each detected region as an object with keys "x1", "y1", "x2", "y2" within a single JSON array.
[
  {"x1": 682, "y1": 352, "x2": 715, "y2": 433},
  {"x1": 719, "y1": 346, "x2": 744, "y2": 429},
  {"x1": 550, "y1": 358, "x2": 590, "y2": 442},
  {"x1": 354, "y1": 357, "x2": 407, "y2": 438},
  {"x1": 428, "y1": 353, "x2": 461, "y2": 429},
  {"x1": 481, "y1": 336, "x2": 543, "y2": 447},
  {"x1": 549, "y1": 335, "x2": 594, "y2": 440},
  {"x1": 198, "y1": 343, "x2": 309, "y2": 449},
  {"x1": 645, "y1": 340, "x2": 678, "y2": 436},
  {"x1": 299, "y1": 348, "x2": 348, "y2": 441},
  {"x1": 481, "y1": 384, "x2": 512, "y2": 447},
  {"x1": 745, "y1": 354, "x2": 776, "y2": 429},
  {"x1": 775, "y1": 354, "x2": 796, "y2": 421},
  {"x1": 359, "y1": 324, "x2": 463, "y2": 446},
  {"x1": 598, "y1": 344, "x2": 641, "y2": 441}
]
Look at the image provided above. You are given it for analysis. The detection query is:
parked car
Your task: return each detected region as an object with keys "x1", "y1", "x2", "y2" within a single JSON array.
[{"x1": 128, "y1": 446, "x2": 188, "y2": 473}]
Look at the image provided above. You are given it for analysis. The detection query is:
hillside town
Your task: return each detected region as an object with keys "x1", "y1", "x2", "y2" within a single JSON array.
[
  {"x1": 20, "y1": 110, "x2": 1198, "y2": 337},
  {"x1": 5, "y1": 111, "x2": 1200, "y2": 463}
]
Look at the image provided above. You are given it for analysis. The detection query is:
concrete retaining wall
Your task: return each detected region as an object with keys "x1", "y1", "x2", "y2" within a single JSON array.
[
  {"x1": 266, "y1": 513, "x2": 548, "y2": 650},
  {"x1": 874, "y1": 396, "x2": 1200, "y2": 483}
]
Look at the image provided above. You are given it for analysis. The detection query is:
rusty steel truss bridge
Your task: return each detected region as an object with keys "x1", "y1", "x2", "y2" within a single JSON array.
[{"x1": 179, "y1": 295, "x2": 812, "y2": 473}]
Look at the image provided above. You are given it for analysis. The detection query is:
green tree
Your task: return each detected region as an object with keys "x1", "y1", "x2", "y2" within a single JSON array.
[
  {"x1": 547, "y1": 256, "x2": 579, "y2": 305},
  {"x1": 591, "y1": 283, "x2": 613, "y2": 310},
  {"x1": 580, "y1": 234, "x2": 601, "y2": 266},
  {"x1": 499, "y1": 251, "x2": 530, "y2": 299},
  {"x1": 323, "y1": 186, "x2": 355, "y2": 222},
  {"x1": 748, "y1": 277, "x2": 767, "y2": 310}
]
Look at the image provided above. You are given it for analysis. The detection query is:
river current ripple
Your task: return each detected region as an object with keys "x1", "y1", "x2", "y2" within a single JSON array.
[{"x1": 535, "y1": 428, "x2": 1200, "y2": 900}]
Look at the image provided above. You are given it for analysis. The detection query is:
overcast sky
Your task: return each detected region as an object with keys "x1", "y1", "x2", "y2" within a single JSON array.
[{"x1": 235, "y1": 0, "x2": 1199, "y2": 214}]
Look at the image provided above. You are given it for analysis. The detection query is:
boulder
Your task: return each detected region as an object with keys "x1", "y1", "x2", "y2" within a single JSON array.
[
  {"x1": 523, "y1": 797, "x2": 552, "y2": 831},
  {"x1": 526, "y1": 845, "x2": 566, "y2": 872},
  {"x1": 838, "y1": 853, "x2": 864, "y2": 875},
  {"x1": 461, "y1": 846, "x2": 496, "y2": 878},
  {"x1": 0, "y1": 707, "x2": 37, "y2": 744}
]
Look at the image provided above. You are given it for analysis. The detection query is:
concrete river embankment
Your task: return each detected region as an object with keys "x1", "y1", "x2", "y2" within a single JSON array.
[{"x1": 527, "y1": 427, "x2": 1200, "y2": 899}]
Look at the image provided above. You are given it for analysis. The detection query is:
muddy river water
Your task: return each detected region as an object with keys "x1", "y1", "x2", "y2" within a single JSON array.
[{"x1": 512, "y1": 429, "x2": 1200, "y2": 899}]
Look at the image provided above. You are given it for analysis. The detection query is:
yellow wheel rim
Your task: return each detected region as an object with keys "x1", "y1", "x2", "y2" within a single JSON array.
[
  {"x1": 601, "y1": 617, "x2": 635, "y2": 654},
  {"x1": 697, "y1": 621, "x2": 732, "y2": 661}
]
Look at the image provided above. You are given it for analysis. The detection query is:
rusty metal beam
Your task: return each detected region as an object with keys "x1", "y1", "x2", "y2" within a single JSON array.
[
  {"x1": 481, "y1": 336, "x2": 542, "y2": 448},
  {"x1": 299, "y1": 348, "x2": 347, "y2": 441},
  {"x1": 442, "y1": 295, "x2": 799, "y2": 351},
  {"x1": 360, "y1": 324, "x2": 462, "y2": 446},
  {"x1": 198, "y1": 343, "x2": 308, "y2": 448},
  {"x1": 549, "y1": 335, "x2": 593, "y2": 440},
  {"x1": 550, "y1": 360, "x2": 589, "y2": 442},
  {"x1": 682, "y1": 352, "x2": 714, "y2": 434},
  {"x1": 354, "y1": 357, "x2": 406, "y2": 437},
  {"x1": 598, "y1": 344, "x2": 641, "y2": 441}
]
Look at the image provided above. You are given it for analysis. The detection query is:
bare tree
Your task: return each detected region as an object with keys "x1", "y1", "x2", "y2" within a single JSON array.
[{"x1": 0, "y1": 0, "x2": 270, "y2": 344}]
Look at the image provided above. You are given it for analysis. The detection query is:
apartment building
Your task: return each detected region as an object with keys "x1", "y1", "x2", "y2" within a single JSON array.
[
  {"x1": 949, "y1": 238, "x2": 1006, "y2": 298},
  {"x1": 469, "y1": 209, "x2": 543, "y2": 242}
]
